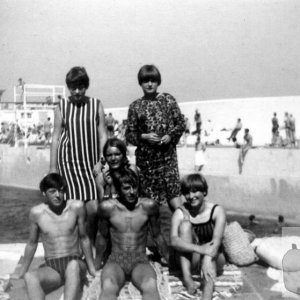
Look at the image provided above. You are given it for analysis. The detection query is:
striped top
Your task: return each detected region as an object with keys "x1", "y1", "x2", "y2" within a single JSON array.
[
  {"x1": 179, "y1": 204, "x2": 218, "y2": 245},
  {"x1": 57, "y1": 97, "x2": 101, "y2": 201}
]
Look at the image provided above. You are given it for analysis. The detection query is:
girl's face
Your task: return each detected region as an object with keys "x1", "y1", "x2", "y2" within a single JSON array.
[
  {"x1": 140, "y1": 79, "x2": 159, "y2": 97},
  {"x1": 183, "y1": 188, "x2": 205, "y2": 210},
  {"x1": 69, "y1": 84, "x2": 86, "y2": 102},
  {"x1": 105, "y1": 146, "x2": 124, "y2": 170}
]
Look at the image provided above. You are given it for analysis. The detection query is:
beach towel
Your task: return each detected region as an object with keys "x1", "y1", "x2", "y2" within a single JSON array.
[{"x1": 80, "y1": 262, "x2": 243, "y2": 300}]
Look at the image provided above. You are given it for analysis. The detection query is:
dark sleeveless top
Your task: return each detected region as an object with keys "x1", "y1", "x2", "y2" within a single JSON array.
[{"x1": 179, "y1": 204, "x2": 218, "y2": 245}]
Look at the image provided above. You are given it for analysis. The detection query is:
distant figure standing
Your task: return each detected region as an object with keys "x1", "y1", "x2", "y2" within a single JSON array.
[
  {"x1": 43, "y1": 117, "x2": 52, "y2": 148},
  {"x1": 271, "y1": 113, "x2": 279, "y2": 146},
  {"x1": 227, "y1": 118, "x2": 242, "y2": 142},
  {"x1": 284, "y1": 112, "x2": 291, "y2": 145},
  {"x1": 17, "y1": 78, "x2": 25, "y2": 101},
  {"x1": 289, "y1": 114, "x2": 296, "y2": 147},
  {"x1": 185, "y1": 117, "x2": 191, "y2": 135},
  {"x1": 106, "y1": 112, "x2": 115, "y2": 138},
  {"x1": 195, "y1": 135, "x2": 206, "y2": 172},
  {"x1": 238, "y1": 128, "x2": 253, "y2": 174},
  {"x1": 192, "y1": 109, "x2": 202, "y2": 135}
]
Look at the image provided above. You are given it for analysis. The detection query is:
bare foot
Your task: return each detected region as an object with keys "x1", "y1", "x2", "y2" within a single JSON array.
[{"x1": 183, "y1": 278, "x2": 199, "y2": 295}]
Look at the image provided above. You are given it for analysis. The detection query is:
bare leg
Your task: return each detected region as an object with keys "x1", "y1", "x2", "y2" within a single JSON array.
[
  {"x1": 132, "y1": 263, "x2": 159, "y2": 300},
  {"x1": 64, "y1": 259, "x2": 87, "y2": 300},
  {"x1": 85, "y1": 199, "x2": 98, "y2": 244},
  {"x1": 99, "y1": 263, "x2": 125, "y2": 300},
  {"x1": 24, "y1": 267, "x2": 62, "y2": 300},
  {"x1": 201, "y1": 256, "x2": 217, "y2": 300},
  {"x1": 178, "y1": 220, "x2": 200, "y2": 295}
]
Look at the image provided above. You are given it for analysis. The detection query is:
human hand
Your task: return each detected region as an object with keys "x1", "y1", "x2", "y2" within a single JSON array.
[
  {"x1": 88, "y1": 269, "x2": 96, "y2": 277},
  {"x1": 93, "y1": 161, "x2": 102, "y2": 177},
  {"x1": 103, "y1": 170, "x2": 112, "y2": 185},
  {"x1": 142, "y1": 133, "x2": 161, "y2": 145},
  {"x1": 88, "y1": 264, "x2": 96, "y2": 277},
  {"x1": 200, "y1": 242, "x2": 217, "y2": 257},
  {"x1": 160, "y1": 134, "x2": 171, "y2": 145}
]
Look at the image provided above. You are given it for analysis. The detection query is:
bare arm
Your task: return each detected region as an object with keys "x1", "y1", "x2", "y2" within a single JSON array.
[
  {"x1": 170, "y1": 209, "x2": 214, "y2": 256},
  {"x1": 209, "y1": 206, "x2": 226, "y2": 258},
  {"x1": 97, "y1": 100, "x2": 107, "y2": 157},
  {"x1": 77, "y1": 202, "x2": 96, "y2": 276},
  {"x1": 49, "y1": 106, "x2": 62, "y2": 173},
  {"x1": 95, "y1": 202, "x2": 112, "y2": 268},
  {"x1": 13, "y1": 210, "x2": 40, "y2": 278},
  {"x1": 147, "y1": 200, "x2": 169, "y2": 263}
]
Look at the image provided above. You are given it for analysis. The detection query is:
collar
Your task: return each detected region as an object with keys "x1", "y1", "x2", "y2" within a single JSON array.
[
  {"x1": 142, "y1": 92, "x2": 160, "y2": 101},
  {"x1": 69, "y1": 96, "x2": 89, "y2": 106}
]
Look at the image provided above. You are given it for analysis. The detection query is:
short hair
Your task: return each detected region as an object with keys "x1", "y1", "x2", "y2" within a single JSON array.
[
  {"x1": 39, "y1": 173, "x2": 67, "y2": 193},
  {"x1": 181, "y1": 173, "x2": 208, "y2": 196},
  {"x1": 103, "y1": 138, "x2": 130, "y2": 168},
  {"x1": 245, "y1": 128, "x2": 249, "y2": 133},
  {"x1": 137, "y1": 65, "x2": 161, "y2": 86},
  {"x1": 65, "y1": 66, "x2": 89, "y2": 89},
  {"x1": 112, "y1": 168, "x2": 139, "y2": 195}
]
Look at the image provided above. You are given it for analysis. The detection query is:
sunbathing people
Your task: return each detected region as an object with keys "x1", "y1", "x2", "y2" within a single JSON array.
[
  {"x1": 11, "y1": 173, "x2": 96, "y2": 300},
  {"x1": 171, "y1": 173, "x2": 226, "y2": 300},
  {"x1": 98, "y1": 168, "x2": 169, "y2": 300}
]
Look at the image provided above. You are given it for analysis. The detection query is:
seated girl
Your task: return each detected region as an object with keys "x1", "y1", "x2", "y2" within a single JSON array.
[
  {"x1": 94, "y1": 137, "x2": 138, "y2": 201},
  {"x1": 170, "y1": 173, "x2": 226, "y2": 299}
]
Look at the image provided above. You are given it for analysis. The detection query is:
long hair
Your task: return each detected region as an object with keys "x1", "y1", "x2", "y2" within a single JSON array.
[{"x1": 103, "y1": 137, "x2": 130, "y2": 169}]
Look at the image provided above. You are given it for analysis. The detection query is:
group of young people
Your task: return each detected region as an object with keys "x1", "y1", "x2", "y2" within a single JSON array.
[{"x1": 12, "y1": 65, "x2": 227, "y2": 300}]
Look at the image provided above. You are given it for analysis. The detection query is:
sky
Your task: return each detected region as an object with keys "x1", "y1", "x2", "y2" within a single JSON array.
[{"x1": 0, "y1": 0, "x2": 300, "y2": 108}]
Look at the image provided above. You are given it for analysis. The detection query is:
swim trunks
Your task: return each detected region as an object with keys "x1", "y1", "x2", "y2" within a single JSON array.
[
  {"x1": 44, "y1": 255, "x2": 83, "y2": 281},
  {"x1": 106, "y1": 250, "x2": 149, "y2": 275}
]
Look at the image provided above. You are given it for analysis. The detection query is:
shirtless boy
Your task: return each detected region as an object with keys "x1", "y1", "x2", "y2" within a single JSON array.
[
  {"x1": 12, "y1": 173, "x2": 96, "y2": 300},
  {"x1": 98, "y1": 168, "x2": 169, "y2": 300}
]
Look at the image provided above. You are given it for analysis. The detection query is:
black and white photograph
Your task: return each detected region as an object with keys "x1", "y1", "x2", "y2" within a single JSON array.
[{"x1": 0, "y1": 0, "x2": 300, "y2": 299}]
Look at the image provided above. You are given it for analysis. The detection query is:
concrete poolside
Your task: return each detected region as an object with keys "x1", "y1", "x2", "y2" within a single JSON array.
[{"x1": 1, "y1": 143, "x2": 299, "y2": 221}]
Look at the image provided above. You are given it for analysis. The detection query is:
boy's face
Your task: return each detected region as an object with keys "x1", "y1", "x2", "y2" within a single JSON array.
[
  {"x1": 44, "y1": 187, "x2": 65, "y2": 208},
  {"x1": 120, "y1": 182, "x2": 138, "y2": 207}
]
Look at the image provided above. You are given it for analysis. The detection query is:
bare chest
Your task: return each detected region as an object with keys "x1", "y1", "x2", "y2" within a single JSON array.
[
  {"x1": 111, "y1": 209, "x2": 148, "y2": 233},
  {"x1": 39, "y1": 210, "x2": 77, "y2": 237}
]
